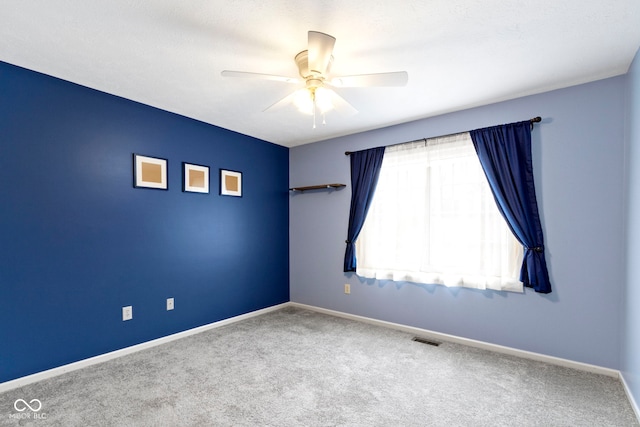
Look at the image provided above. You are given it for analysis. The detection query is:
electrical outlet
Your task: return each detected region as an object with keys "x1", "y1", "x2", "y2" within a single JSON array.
[
  {"x1": 344, "y1": 284, "x2": 351, "y2": 294},
  {"x1": 167, "y1": 298, "x2": 174, "y2": 311},
  {"x1": 122, "y1": 305, "x2": 133, "y2": 321}
]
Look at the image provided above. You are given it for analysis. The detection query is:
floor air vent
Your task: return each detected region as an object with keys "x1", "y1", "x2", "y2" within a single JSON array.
[{"x1": 412, "y1": 337, "x2": 441, "y2": 347}]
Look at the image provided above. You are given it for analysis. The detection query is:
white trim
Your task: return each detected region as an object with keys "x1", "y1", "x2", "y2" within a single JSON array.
[
  {"x1": 0, "y1": 303, "x2": 288, "y2": 393},
  {"x1": 1, "y1": 300, "x2": 631, "y2": 408},
  {"x1": 620, "y1": 372, "x2": 640, "y2": 423},
  {"x1": 290, "y1": 302, "x2": 619, "y2": 378}
]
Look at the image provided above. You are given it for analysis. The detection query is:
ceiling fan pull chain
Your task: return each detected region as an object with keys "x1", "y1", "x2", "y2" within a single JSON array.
[
  {"x1": 312, "y1": 93, "x2": 317, "y2": 129},
  {"x1": 312, "y1": 108, "x2": 316, "y2": 129}
]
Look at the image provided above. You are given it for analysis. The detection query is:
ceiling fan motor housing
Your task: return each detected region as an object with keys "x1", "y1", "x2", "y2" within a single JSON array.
[{"x1": 295, "y1": 50, "x2": 333, "y2": 81}]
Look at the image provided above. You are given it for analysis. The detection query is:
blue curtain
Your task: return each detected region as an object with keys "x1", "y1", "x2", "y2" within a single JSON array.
[
  {"x1": 470, "y1": 121, "x2": 552, "y2": 293},
  {"x1": 344, "y1": 147, "x2": 386, "y2": 272}
]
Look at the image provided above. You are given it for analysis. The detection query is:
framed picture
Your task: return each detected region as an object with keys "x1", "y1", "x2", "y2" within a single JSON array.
[
  {"x1": 183, "y1": 163, "x2": 210, "y2": 194},
  {"x1": 133, "y1": 154, "x2": 168, "y2": 190},
  {"x1": 220, "y1": 169, "x2": 242, "y2": 197}
]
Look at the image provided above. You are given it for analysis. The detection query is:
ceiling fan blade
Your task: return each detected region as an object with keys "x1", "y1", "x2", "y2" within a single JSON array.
[
  {"x1": 308, "y1": 31, "x2": 336, "y2": 75},
  {"x1": 327, "y1": 89, "x2": 358, "y2": 116},
  {"x1": 330, "y1": 71, "x2": 408, "y2": 88},
  {"x1": 221, "y1": 70, "x2": 299, "y2": 84},
  {"x1": 262, "y1": 90, "x2": 299, "y2": 112}
]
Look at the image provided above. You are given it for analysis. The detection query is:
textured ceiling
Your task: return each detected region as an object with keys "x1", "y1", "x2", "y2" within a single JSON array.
[{"x1": 1, "y1": 1, "x2": 639, "y2": 147}]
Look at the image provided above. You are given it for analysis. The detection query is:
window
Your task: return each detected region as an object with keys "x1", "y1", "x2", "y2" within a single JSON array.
[{"x1": 355, "y1": 132, "x2": 523, "y2": 292}]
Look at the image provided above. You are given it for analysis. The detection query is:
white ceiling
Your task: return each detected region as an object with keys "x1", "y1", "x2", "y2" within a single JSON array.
[{"x1": 1, "y1": 1, "x2": 639, "y2": 148}]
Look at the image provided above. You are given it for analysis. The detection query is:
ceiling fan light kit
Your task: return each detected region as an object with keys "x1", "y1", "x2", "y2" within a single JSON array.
[
  {"x1": 293, "y1": 86, "x2": 332, "y2": 115},
  {"x1": 221, "y1": 30, "x2": 408, "y2": 128}
]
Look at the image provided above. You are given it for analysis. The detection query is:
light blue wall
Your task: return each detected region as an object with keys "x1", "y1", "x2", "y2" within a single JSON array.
[
  {"x1": 624, "y1": 47, "x2": 640, "y2": 412},
  {"x1": 290, "y1": 76, "x2": 626, "y2": 369}
]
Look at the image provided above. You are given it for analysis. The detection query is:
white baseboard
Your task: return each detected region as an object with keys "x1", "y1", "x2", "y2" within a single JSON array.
[
  {"x1": 290, "y1": 302, "x2": 620, "y2": 378},
  {"x1": 1, "y1": 300, "x2": 631, "y2": 413},
  {"x1": 620, "y1": 372, "x2": 640, "y2": 422},
  {"x1": 294, "y1": 301, "x2": 640, "y2": 421},
  {"x1": 0, "y1": 303, "x2": 288, "y2": 394}
]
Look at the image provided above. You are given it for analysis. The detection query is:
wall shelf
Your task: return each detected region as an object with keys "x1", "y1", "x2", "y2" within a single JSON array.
[{"x1": 289, "y1": 183, "x2": 346, "y2": 192}]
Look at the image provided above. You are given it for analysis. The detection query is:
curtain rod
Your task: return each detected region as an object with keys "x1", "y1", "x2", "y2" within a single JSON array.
[{"x1": 344, "y1": 116, "x2": 542, "y2": 156}]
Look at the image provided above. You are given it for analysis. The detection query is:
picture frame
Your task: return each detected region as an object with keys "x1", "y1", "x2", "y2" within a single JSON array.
[
  {"x1": 133, "y1": 154, "x2": 168, "y2": 190},
  {"x1": 183, "y1": 162, "x2": 210, "y2": 194},
  {"x1": 220, "y1": 169, "x2": 242, "y2": 197}
]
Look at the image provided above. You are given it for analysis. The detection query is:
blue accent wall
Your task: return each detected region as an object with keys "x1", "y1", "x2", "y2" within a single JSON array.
[
  {"x1": 0, "y1": 61, "x2": 289, "y2": 383},
  {"x1": 290, "y1": 76, "x2": 626, "y2": 370},
  {"x1": 624, "y1": 46, "x2": 640, "y2": 414}
]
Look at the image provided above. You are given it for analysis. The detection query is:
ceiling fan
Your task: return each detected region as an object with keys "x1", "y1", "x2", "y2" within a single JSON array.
[{"x1": 221, "y1": 31, "x2": 408, "y2": 127}]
